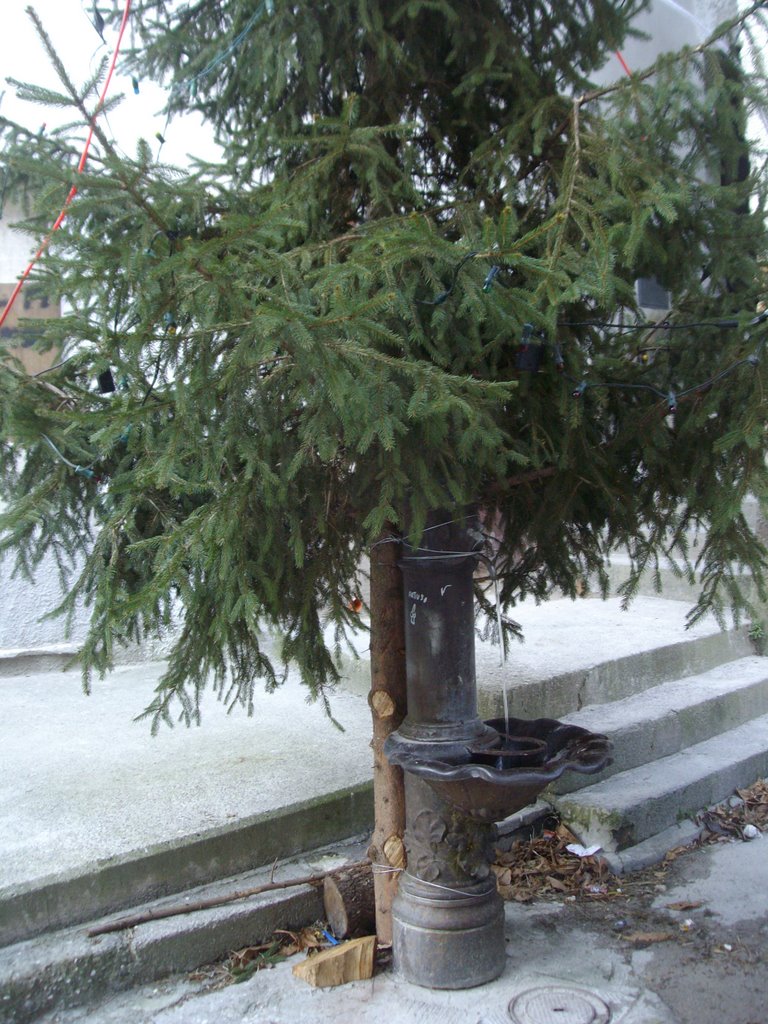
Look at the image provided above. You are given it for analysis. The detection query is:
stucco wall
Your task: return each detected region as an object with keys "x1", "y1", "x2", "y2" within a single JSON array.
[{"x1": 0, "y1": 534, "x2": 88, "y2": 651}]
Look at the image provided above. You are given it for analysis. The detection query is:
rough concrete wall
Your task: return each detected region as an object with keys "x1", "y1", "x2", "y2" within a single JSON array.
[
  {"x1": 0, "y1": 547, "x2": 88, "y2": 651},
  {"x1": 1, "y1": 202, "x2": 89, "y2": 651}
]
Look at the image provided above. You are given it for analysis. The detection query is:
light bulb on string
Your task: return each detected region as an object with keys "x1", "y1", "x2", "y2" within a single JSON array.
[
  {"x1": 482, "y1": 266, "x2": 501, "y2": 292},
  {"x1": 515, "y1": 323, "x2": 545, "y2": 373},
  {"x1": 97, "y1": 369, "x2": 116, "y2": 393}
]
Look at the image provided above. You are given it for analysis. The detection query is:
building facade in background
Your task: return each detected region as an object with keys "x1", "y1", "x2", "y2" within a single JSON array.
[{"x1": 0, "y1": 203, "x2": 61, "y2": 375}]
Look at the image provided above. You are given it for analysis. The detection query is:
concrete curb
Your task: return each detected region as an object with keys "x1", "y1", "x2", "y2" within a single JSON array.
[
  {"x1": 599, "y1": 820, "x2": 704, "y2": 875},
  {"x1": 1, "y1": 782, "x2": 373, "y2": 948},
  {"x1": 0, "y1": 644, "x2": 80, "y2": 677}
]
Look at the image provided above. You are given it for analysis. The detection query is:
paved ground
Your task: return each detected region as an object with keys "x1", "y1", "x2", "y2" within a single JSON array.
[
  {"x1": 31, "y1": 835, "x2": 768, "y2": 1024},
  {"x1": 2, "y1": 595, "x2": 765, "y2": 1023}
]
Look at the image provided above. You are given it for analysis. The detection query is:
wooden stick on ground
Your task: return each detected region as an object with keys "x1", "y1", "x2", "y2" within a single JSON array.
[{"x1": 87, "y1": 860, "x2": 368, "y2": 937}]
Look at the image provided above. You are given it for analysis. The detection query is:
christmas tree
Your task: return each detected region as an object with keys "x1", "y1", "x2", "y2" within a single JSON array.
[{"x1": 1, "y1": 0, "x2": 768, "y2": 930}]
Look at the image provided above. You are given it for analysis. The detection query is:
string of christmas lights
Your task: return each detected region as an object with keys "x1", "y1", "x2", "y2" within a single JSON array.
[
  {"x1": 37, "y1": 298, "x2": 765, "y2": 484},
  {"x1": 152, "y1": 0, "x2": 273, "y2": 154},
  {"x1": 517, "y1": 309, "x2": 767, "y2": 412},
  {"x1": 169, "y1": 0, "x2": 273, "y2": 99},
  {"x1": 41, "y1": 433, "x2": 99, "y2": 480}
]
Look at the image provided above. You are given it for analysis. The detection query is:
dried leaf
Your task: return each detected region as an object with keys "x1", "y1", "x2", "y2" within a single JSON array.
[
  {"x1": 666, "y1": 900, "x2": 703, "y2": 911},
  {"x1": 546, "y1": 875, "x2": 569, "y2": 892},
  {"x1": 492, "y1": 865, "x2": 512, "y2": 886},
  {"x1": 622, "y1": 931, "x2": 676, "y2": 945},
  {"x1": 556, "y1": 824, "x2": 580, "y2": 844}
]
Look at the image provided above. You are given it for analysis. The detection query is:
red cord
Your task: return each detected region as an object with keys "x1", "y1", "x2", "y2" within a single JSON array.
[
  {"x1": 0, "y1": 0, "x2": 133, "y2": 330},
  {"x1": 615, "y1": 50, "x2": 633, "y2": 77}
]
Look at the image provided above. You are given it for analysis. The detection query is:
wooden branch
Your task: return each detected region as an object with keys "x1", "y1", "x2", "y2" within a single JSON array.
[
  {"x1": 87, "y1": 860, "x2": 368, "y2": 937},
  {"x1": 485, "y1": 466, "x2": 556, "y2": 499},
  {"x1": 292, "y1": 935, "x2": 377, "y2": 988},
  {"x1": 507, "y1": 466, "x2": 557, "y2": 488}
]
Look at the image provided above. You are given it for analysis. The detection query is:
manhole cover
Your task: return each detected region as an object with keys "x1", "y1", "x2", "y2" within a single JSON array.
[{"x1": 508, "y1": 986, "x2": 611, "y2": 1024}]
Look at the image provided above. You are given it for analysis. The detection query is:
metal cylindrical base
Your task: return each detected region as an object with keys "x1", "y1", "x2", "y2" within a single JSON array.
[{"x1": 392, "y1": 876, "x2": 505, "y2": 989}]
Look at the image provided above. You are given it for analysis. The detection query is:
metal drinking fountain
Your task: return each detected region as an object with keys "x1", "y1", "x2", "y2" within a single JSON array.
[{"x1": 384, "y1": 518, "x2": 612, "y2": 989}]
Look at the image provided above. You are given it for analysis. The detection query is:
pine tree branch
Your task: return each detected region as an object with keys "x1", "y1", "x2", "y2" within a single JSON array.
[
  {"x1": 518, "y1": 0, "x2": 767, "y2": 186},
  {"x1": 0, "y1": 361, "x2": 74, "y2": 406},
  {"x1": 576, "y1": 0, "x2": 766, "y2": 111},
  {"x1": 25, "y1": 6, "x2": 171, "y2": 236}
]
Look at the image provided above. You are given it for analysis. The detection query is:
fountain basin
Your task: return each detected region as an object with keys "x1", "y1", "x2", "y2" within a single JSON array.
[{"x1": 386, "y1": 716, "x2": 612, "y2": 822}]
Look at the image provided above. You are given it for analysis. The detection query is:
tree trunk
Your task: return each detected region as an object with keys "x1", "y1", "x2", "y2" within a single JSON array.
[{"x1": 367, "y1": 528, "x2": 407, "y2": 945}]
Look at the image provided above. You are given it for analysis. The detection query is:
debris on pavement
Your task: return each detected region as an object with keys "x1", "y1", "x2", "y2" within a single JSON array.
[
  {"x1": 190, "y1": 925, "x2": 331, "y2": 988},
  {"x1": 492, "y1": 823, "x2": 617, "y2": 902},
  {"x1": 697, "y1": 780, "x2": 768, "y2": 842},
  {"x1": 491, "y1": 779, "x2": 768, "y2": 906}
]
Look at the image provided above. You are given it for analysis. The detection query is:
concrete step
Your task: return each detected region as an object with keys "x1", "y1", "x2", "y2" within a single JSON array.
[
  {"x1": 0, "y1": 837, "x2": 367, "y2": 1024},
  {"x1": 0, "y1": 644, "x2": 79, "y2": 676},
  {"x1": 0, "y1": 665, "x2": 374, "y2": 949},
  {"x1": 602, "y1": 555, "x2": 703, "y2": 603},
  {"x1": 601, "y1": 554, "x2": 761, "y2": 606},
  {"x1": 551, "y1": 656, "x2": 768, "y2": 795},
  {"x1": 336, "y1": 596, "x2": 754, "y2": 721},
  {"x1": 553, "y1": 715, "x2": 768, "y2": 855},
  {"x1": 600, "y1": 496, "x2": 764, "y2": 603},
  {"x1": 475, "y1": 619, "x2": 752, "y2": 723},
  {"x1": 0, "y1": 781, "x2": 372, "y2": 950}
]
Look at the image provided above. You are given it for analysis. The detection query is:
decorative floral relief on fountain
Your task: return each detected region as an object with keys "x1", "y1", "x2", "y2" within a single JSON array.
[
  {"x1": 444, "y1": 811, "x2": 495, "y2": 880},
  {"x1": 406, "y1": 807, "x2": 496, "y2": 883},
  {"x1": 407, "y1": 809, "x2": 447, "y2": 881}
]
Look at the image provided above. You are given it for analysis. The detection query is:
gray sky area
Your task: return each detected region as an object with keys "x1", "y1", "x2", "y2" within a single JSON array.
[
  {"x1": 0, "y1": 1, "x2": 763, "y2": 179},
  {"x1": 0, "y1": 0, "x2": 217, "y2": 167}
]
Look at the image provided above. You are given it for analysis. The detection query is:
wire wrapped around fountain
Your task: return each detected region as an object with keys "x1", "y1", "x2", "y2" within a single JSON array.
[{"x1": 385, "y1": 716, "x2": 612, "y2": 822}]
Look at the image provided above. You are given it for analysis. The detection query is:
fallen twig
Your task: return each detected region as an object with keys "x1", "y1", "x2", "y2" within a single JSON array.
[{"x1": 87, "y1": 860, "x2": 368, "y2": 937}]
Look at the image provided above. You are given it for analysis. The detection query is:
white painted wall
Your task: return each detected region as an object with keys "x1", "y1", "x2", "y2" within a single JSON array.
[{"x1": 0, "y1": 526, "x2": 88, "y2": 651}]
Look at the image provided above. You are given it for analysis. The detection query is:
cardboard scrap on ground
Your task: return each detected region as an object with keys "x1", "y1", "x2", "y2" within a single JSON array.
[{"x1": 621, "y1": 931, "x2": 677, "y2": 946}]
